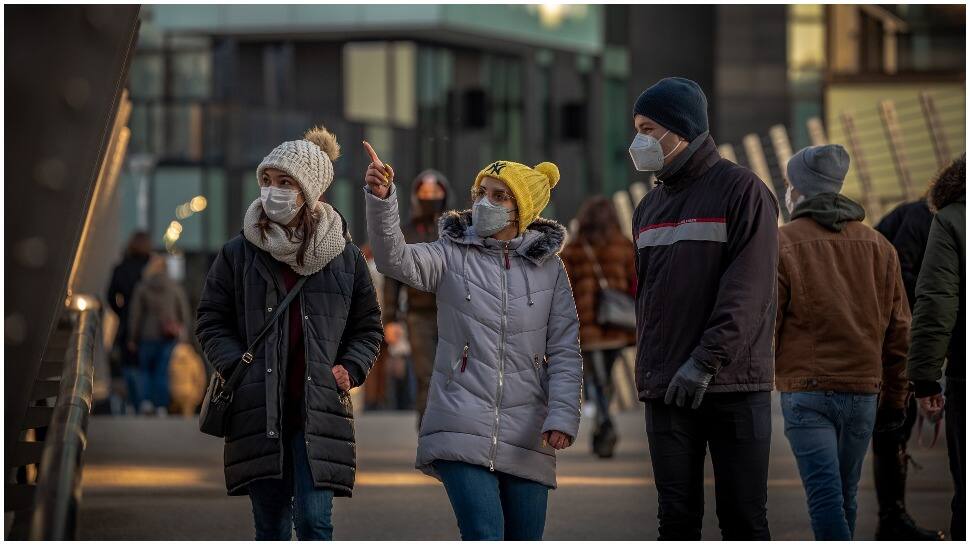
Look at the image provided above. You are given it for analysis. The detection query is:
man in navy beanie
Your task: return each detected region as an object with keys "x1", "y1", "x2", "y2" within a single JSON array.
[{"x1": 630, "y1": 77, "x2": 779, "y2": 539}]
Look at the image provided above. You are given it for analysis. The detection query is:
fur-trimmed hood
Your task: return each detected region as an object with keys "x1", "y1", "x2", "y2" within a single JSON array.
[
  {"x1": 929, "y1": 154, "x2": 965, "y2": 212},
  {"x1": 437, "y1": 209, "x2": 567, "y2": 265}
]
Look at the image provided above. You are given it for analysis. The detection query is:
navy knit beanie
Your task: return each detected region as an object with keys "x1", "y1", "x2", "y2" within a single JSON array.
[{"x1": 633, "y1": 77, "x2": 709, "y2": 141}]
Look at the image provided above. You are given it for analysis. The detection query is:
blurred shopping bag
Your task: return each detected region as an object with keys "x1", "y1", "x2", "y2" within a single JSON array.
[{"x1": 169, "y1": 342, "x2": 207, "y2": 417}]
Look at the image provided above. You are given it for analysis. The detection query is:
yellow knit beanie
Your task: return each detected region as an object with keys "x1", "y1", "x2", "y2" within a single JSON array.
[{"x1": 473, "y1": 160, "x2": 561, "y2": 234}]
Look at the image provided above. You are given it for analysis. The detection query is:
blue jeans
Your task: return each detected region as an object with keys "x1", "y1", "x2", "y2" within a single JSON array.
[
  {"x1": 781, "y1": 391, "x2": 877, "y2": 540},
  {"x1": 137, "y1": 340, "x2": 176, "y2": 409},
  {"x1": 248, "y1": 431, "x2": 334, "y2": 540},
  {"x1": 122, "y1": 367, "x2": 142, "y2": 411},
  {"x1": 434, "y1": 460, "x2": 549, "y2": 540}
]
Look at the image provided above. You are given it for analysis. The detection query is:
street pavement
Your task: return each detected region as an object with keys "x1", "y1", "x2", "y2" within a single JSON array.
[{"x1": 79, "y1": 394, "x2": 953, "y2": 540}]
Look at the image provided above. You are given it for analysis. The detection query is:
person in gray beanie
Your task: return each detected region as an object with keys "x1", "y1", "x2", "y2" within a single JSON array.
[
  {"x1": 784, "y1": 143, "x2": 851, "y2": 212},
  {"x1": 630, "y1": 76, "x2": 779, "y2": 539},
  {"x1": 776, "y1": 144, "x2": 911, "y2": 539},
  {"x1": 195, "y1": 126, "x2": 383, "y2": 540}
]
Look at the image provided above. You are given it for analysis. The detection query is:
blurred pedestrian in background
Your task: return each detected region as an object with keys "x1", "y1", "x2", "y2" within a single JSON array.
[
  {"x1": 382, "y1": 169, "x2": 451, "y2": 425},
  {"x1": 196, "y1": 126, "x2": 383, "y2": 540},
  {"x1": 630, "y1": 77, "x2": 778, "y2": 540},
  {"x1": 907, "y1": 154, "x2": 965, "y2": 541},
  {"x1": 128, "y1": 254, "x2": 191, "y2": 416},
  {"x1": 775, "y1": 144, "x2": 910, "y2": 540},
  {"x1": 365, "y1": 152, "x2": 582, "y2": 540},
  {"x1": 561, "y1": 195, "x2": 636, "y2": 458},
  {"x1": 872, "y1": 191, "x2": 942, "y2": 540},
  {"x1": 360, "y1": 243, "x2": 392, "y2": 409},
  {"x1": 106, "y1": 230, "x2": 152, "y2": 414}
]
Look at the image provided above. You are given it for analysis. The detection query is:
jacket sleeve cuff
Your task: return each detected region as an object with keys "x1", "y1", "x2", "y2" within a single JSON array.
[
  {"x1": 912, "y1": 380, "x2": 943, "y2": 398},
  {"x1": 541, "y1": 415, "x2": 580, "y2": 444},
  {"x1": 364, "y1": 183, "x2": 397, "y2": 199},
  {"x1": 342, "y1": 359, "x2": 369, "y2": 388},
  {"x1": 688, "y1": 347, "x2": 720, "y2": 374}
]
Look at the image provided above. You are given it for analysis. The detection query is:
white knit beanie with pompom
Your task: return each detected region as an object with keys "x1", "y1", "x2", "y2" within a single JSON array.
[
  {"x1": 256, "y1": 126, "x2": 342, "y2": 202},
  {"x1": 244, "y1": 126, "x2": 348, "y2": 276}
]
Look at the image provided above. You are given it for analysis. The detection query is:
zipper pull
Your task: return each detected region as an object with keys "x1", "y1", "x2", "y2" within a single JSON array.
[
  {"x1": 503, "y1": 243, "x2": 510, "y2": 270},
  {"x1": 534, "y1": 354, "x2": 540, "y2": 368},
  {"x1": 460, "y1": 343, "x2": 469, "y2": 373}
]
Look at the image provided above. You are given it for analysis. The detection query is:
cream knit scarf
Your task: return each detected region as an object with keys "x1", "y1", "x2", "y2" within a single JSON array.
[{"x1": 243, "y1": 199, "x2": 346, "y2": 276}]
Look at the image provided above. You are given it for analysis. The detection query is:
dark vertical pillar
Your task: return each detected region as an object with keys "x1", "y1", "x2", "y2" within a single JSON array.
[{"x1": 4, "y1": 4, "x2": 141, "y2": 480}]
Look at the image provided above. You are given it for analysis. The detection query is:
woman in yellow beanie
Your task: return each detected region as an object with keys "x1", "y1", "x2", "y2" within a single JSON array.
[{"x1": 364, "y1": 154, "x2": 582, "y2": 540}]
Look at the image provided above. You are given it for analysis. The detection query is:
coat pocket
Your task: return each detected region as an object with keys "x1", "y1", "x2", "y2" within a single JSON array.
[
  {"x1": 446, "y1": 342, "x2": 470, "y2": 385},
  {"x1": 532, "y1": 353, "x2": 549, "y2": 400}
]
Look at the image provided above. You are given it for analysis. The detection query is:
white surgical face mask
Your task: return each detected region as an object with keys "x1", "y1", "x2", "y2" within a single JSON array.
[
  {"x1": 629, "y1": 130, "x2": 681, "y2": 172},
  {"x1": 260, "y1": 186, "x2": 304, "y2": 225},
  {"x1": 472, "y1": 197, "x2": 515, "y2": 237},
  {"x1": 785, "y1": 185, "x2": 805, "y2": 216}
]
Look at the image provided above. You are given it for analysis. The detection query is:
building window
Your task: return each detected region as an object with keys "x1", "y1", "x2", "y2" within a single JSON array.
[{"x1": 343, "y1": 41, "x2": 416, "y2": 128}]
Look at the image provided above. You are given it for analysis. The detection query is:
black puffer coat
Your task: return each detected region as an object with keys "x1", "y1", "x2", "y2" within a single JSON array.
[{"x1": 196, "y1": 231, "x2": 383, "y2": 497}]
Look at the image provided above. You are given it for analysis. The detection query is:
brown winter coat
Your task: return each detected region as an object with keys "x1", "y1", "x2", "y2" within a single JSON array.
[
  {"x1": 775, "y1": 193, "x2": 909, "y2": 408},
  {"x1": 561, "y1": 231, "x2": 636, "y2": 350}
]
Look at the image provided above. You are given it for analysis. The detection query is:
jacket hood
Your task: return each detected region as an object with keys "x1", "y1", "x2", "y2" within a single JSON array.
[
  {"x1": 438, "y1": 209, "x2": 567, "y2": 265},
  {"x1": 410, "y1": 169, "x2": 451, "y2": 219},
  {"x1": 929, "y1": 154, "x2": 965, "y2": 212},
  {"x1": 791, "y1": 192, "x2": 866, "y2": 232}
]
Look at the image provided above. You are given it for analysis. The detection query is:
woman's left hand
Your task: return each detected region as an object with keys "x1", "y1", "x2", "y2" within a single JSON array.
[
  {"x1": 332, "y1": 365, "x2": 352, "y2": 392},
  {"x1": 542, "y1": 430, "x2": 573, "y2": 450}
]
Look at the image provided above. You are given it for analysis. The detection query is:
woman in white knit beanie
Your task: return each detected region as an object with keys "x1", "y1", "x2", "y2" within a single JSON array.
[{"x1": 196, "y1": 126, "x2": 384, "y2": 540}]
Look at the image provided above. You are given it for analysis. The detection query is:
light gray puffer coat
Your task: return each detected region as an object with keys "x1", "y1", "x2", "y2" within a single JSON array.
[{"x1": 366, "y1": 185, "x2": 582, "y2": 488}]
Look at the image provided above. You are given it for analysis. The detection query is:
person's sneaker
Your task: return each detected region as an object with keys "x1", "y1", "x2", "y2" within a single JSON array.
[
  {"x1": 139, "y1": 400, "x2": 154, "y2": 415},
  {"x1": 875, "y1": 512, "x2": 945, "y2": 540},
  {"x1": 155, "y1": 406, "x2": 168, "y2": 417}
]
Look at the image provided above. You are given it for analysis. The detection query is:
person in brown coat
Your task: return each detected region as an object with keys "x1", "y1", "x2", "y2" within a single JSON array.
[
  {"x1": 561, "y1": 196, "x2": 636, "y2": 458},
  {"x1": 776, "y1": 144, "x2": 910, "y2": 540}
]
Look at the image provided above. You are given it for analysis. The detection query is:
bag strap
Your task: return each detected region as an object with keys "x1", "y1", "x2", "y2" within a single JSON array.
[
  {"x1": 223, "y1": 275, "x2": 308, "y2": 391},
  {"x1": 581, "y1": 241, "x2": 610, "y2": 292}
]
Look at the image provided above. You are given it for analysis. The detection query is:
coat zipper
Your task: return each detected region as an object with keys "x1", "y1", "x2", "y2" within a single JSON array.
[
  {"x1": 460, "y1": 343, "x2": 470, "y2": 373},
  {"x1": 263, "y1": 267, "x2": 286, "y2": 476},
  {"x1": 489, "y1": 242, "x2": 511, "y2": 471},
  {"x1": 300, "y1": 291, "x2": 311, "y2": 440}
]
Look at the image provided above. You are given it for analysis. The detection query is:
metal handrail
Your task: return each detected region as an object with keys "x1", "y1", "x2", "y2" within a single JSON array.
[{"x1": 29, "y1": 300, "x2": 99, "y2": 540}]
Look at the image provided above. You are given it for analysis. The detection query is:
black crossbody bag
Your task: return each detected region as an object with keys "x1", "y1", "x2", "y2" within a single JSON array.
[{"x1": 199, "y1": 276, "x2": 307, "y2": 438}]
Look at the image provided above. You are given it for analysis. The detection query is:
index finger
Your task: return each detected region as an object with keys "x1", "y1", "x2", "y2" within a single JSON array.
[{"x1": 362, "y1": 141, "x2": 384, "y2": 169}]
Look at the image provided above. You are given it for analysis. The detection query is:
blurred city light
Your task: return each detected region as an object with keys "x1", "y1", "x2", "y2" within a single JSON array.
[
  {"x1": 189, "y1": 195, "x2": 207, "y2": 212},
  {"x1": 538, "y1": 3, "x2": 565, "y2": 27}
]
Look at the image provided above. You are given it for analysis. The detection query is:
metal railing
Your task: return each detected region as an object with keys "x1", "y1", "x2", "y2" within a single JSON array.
[{"x1": 28, "y1": 298, "x2": 99, "y2": 540}]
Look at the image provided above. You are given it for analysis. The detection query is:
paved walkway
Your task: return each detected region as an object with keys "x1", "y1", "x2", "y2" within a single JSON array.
[{"x1": 79, "y1": 395, "x2": 953, "y2": 540}]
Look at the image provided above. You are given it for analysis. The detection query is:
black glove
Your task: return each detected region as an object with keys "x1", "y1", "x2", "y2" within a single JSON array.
[
  {"x1": 664, "y1": 358, "x2": 715, "y2": 409},
  {"x1": 874, "y1": 406, "x2": 908, "y2": 434}
]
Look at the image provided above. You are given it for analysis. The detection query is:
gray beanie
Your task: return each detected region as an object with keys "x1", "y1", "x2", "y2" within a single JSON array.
[
  {"x1": 257, "y1": 126, "x2": 341, "y2": 204},
  {"x1": 787, "y1": 144, "x2": 850, "y2": 197}
]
